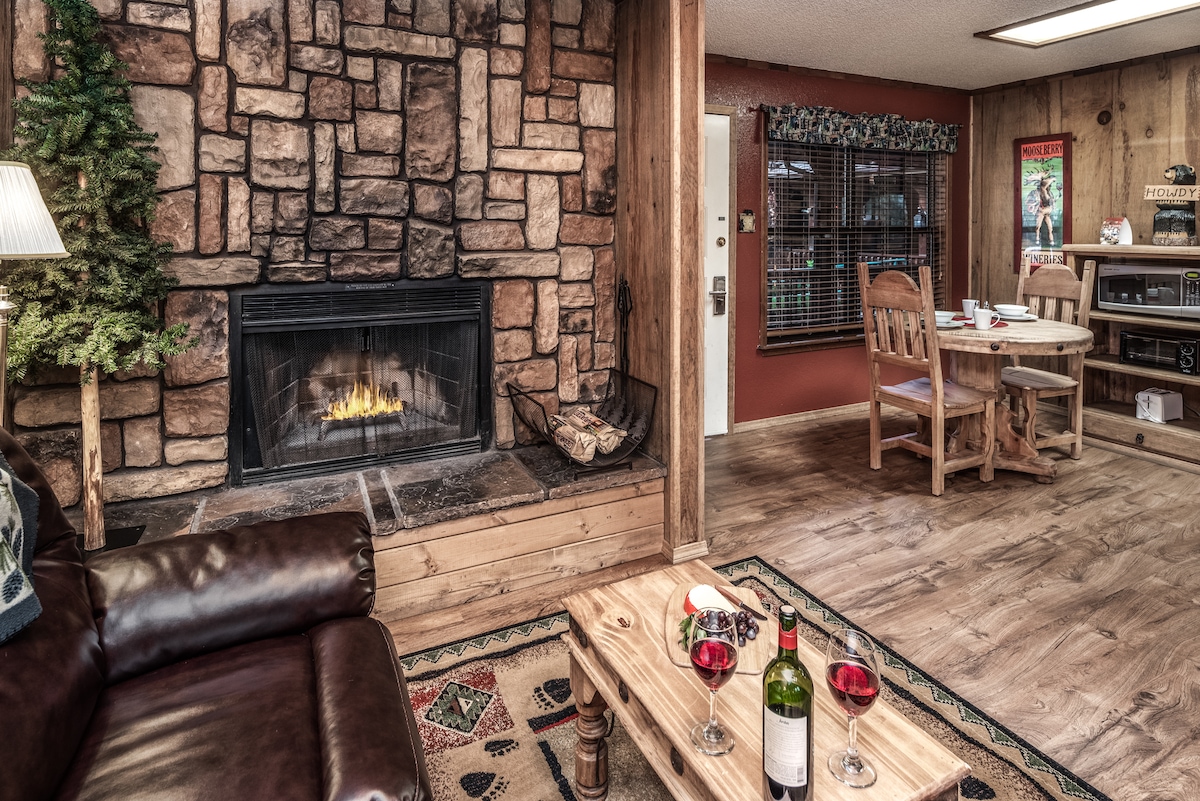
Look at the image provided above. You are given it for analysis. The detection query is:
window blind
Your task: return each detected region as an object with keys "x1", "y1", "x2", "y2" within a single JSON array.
[{"x1": 764, "y1": 139, "x2": 948, "y2": 347}]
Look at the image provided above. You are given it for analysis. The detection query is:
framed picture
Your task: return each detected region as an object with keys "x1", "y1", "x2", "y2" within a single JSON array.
[{"x1": 1014, "y1": 133, "x2": 1072, "y2": 272}]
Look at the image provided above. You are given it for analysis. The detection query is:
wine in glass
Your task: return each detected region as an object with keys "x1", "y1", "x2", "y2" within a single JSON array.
[
  {"x1": 688, "y1": 607, "x2": 739, "y2": 755},
  {"x1": 825, "y1": 627, "x2": 881, "y2": 787}
]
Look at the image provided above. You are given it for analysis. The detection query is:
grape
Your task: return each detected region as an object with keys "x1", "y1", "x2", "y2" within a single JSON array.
[{"x1": 745, "y1": 628, "x2": 757, "y2": 640}]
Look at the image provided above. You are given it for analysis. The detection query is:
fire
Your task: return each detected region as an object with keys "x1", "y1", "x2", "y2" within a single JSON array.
[{"x1": 323, "y1": 380, "x2": 405, "y2": 420}]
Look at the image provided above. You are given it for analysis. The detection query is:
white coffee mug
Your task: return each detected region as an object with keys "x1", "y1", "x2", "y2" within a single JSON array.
[
  {"x1": 973, "y1": 308, "x2": 1001, "y2": 330},
  {"x1": 962, "y1": 299, "x2": 979, "y2": 318}
]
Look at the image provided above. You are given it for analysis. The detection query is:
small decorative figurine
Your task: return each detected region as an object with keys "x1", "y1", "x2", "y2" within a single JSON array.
[
  {"x1": 1100, "y1": 216, "x2": 1132, "y2": 245},
  {"x1": 1152, "y1": 164, "x2": 1198, "y2": 246}
]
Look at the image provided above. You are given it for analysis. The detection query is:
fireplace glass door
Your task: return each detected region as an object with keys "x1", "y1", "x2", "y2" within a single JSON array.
[{"x1": 231, "y1": 282, "x2": 489, "y2": 483}]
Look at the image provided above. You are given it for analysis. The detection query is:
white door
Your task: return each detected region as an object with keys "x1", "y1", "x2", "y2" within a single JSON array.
[{"x1": 703, "y1": 112, "x2": 732, "y2": 436}]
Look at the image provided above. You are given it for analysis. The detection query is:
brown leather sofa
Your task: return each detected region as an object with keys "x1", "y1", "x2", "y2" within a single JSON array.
[{"x1": 0, "y1": 430, "x2": 432, "y2": 801}]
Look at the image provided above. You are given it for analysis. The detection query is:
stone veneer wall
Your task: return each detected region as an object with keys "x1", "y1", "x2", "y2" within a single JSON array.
[{"x1": 9, "y1": 0, "x2": 618, "y2": 506}]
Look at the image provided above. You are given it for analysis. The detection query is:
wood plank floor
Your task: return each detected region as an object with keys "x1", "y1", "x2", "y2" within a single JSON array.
[{"x1": 397, "y1": 409, "x2": 1200, "y2": 801}]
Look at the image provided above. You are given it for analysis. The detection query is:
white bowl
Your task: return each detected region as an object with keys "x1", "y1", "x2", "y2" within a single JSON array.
[
  {"x1": 994, "y1": 304, "x2": 1029, "y2": 317},
  {"x1": 934, "y1": 310, "x2": 956, "y2": 324}
]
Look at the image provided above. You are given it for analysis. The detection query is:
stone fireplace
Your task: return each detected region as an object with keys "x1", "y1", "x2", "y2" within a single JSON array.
[
  {"x1": 230, "y1": 280, "x2": 490, "y2": 483},
  {"x1": 8, "y1": 0, "x2": 619, "y2": 506}
]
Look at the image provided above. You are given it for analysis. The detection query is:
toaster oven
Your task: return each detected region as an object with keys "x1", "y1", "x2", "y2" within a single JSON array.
[{"x1": 1119, "y1": 330, "x2": 1200, "y2": 375}]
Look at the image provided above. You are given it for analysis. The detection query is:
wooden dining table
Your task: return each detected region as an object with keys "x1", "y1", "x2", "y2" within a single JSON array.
[{"x1": 936, "y1": 317, "x2": 1094, "y2": 481}]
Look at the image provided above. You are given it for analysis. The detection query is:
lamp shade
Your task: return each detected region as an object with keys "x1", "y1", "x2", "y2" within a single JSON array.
[{"x1": 0, "y1": 161, "x2": 69, "y2": 259}]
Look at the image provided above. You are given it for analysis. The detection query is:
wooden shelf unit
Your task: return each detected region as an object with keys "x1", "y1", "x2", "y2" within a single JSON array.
[
  {"x1": 1062, "y1": 244, "x2": 1200, "y2": 462},
  {"x1": 1089, "y1": 310, "x2": 1200, "y2": 331},
  {"x1": 1084, "y1": 353, "x2": 1200, "y2": 387}
]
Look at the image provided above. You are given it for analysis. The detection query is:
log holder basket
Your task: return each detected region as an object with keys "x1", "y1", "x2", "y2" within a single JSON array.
[{"x1": 507, "y1": 370, "x2": 657, "y2": 470}]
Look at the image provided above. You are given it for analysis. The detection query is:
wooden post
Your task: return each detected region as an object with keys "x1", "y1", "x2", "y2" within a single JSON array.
[
  {"x1": 80, "y1": 365, "x2": 105, "y2": 550},
  {"x1": 615, "y1": 0, "x2": 706, "y2": 563}
]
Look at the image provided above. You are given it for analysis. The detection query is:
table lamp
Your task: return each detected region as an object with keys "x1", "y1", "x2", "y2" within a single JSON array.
[{"x1": 0, "y1": 161, "x2": 70, "y2": 428}]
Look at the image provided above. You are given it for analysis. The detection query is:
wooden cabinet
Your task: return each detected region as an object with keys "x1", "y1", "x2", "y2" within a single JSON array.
[{"x1": 1061, "y1": 244, "x2": 1200, "y2": 464}]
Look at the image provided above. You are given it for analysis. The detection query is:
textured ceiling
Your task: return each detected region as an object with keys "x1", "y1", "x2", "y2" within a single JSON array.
[{"x1": 704, "y1": 0, "x2": 1200, "y2": 91}]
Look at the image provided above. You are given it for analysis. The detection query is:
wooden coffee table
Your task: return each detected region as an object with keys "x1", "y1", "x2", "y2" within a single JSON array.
[{"x1": 562, "y1": 560, "x2": 969, "y2": 800}]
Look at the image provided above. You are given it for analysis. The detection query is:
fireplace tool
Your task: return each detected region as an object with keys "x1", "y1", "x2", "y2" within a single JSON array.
[{"x1": 618, "y1": 277, "x2": 632, "y2": 375}]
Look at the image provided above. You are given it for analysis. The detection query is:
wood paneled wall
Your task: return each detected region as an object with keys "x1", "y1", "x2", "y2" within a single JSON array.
[
  {"x1": 615, "y1": 0, "x2": 706, "y2": 562},
  {"x1": 971, "y1": 51, "x2": 1200, "y2": 304}
]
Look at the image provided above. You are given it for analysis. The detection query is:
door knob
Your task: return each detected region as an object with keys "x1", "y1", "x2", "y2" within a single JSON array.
[{"x1": 716, "y1": 237, "x2": 726, "y2": 247}]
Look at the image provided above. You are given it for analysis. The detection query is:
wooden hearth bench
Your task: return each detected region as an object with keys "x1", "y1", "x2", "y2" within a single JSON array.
[{"x1": 368, "y1": 446, "x2": 667, "y2": 623}]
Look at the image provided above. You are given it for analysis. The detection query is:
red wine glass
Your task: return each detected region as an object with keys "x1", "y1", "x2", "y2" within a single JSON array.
[
  {"x1": 825, "y1": 627, "x2": 880, "y2": 787},
  {"x1": 688, "y1": 607, "x2": 739, "y2": 755}
]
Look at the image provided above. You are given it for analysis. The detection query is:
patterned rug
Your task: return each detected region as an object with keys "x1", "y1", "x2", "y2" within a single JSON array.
[{"x1": 400, "y1": 557, "x2": 1112, "y2": 801}]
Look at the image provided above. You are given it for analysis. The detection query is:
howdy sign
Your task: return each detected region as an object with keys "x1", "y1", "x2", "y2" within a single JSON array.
[{"x1": 1144, "y1": 185, "x2": 1200, "y2": 201}]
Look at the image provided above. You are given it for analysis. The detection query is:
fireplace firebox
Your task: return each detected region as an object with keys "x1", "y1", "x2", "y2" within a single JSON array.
[{"x1": 229, "y1": 280, "x2": 491, "y2": 484}]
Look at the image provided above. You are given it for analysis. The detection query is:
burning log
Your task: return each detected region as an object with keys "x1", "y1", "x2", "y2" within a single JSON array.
[{"x1": 323, "y1": 380, "x2": 406, "y2": 420}]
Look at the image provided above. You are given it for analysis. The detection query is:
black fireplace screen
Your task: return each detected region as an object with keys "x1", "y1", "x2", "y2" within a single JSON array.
[{"x1": 230, "y1": 281, "x2": 490, "y2": 484}]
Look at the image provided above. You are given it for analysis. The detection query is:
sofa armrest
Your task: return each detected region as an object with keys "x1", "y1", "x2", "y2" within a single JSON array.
[
  {"x1": 86, "y1": 511, "x2": 374, "y2": 684},
  {"x1": 313, "y1": 618, "x2": 434, "y2": 801}
]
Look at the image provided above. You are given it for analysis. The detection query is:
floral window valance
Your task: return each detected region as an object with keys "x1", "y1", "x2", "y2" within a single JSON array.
[{"x1": 762, "y1": 104, "x2": 960, "y2": 154}]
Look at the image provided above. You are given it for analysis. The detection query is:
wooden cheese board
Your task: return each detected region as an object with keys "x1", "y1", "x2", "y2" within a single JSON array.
[{"x1": 664, "y1": 582, "x2": 777, "y2": 675}]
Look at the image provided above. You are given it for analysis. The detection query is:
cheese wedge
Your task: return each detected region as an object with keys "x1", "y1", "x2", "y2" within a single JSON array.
[{"x1": 683, "y1": 584, "x2": 737, "y2": 616}]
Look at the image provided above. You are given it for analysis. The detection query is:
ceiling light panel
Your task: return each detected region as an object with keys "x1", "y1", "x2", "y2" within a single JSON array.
[{"x1": 979, "y1": 0, "x2": 1200, "y2": 47}]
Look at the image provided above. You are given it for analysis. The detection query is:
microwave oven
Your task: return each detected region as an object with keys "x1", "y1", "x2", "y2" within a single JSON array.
[
  {"x1": 1097, "y1": 263, "x2": 1200, "y2": 319},
  {"x1": 1119, "y1": 330, "x2": 1200, "y2": 375}
]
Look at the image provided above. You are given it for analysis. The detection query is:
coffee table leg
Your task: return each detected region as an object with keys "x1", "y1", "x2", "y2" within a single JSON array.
[
  {"x1": 933, "y1": 784, "x2": 959, "y2": 801},
  {"x1": 570, "y1": 653, "x2": 610, "y2": 800}
]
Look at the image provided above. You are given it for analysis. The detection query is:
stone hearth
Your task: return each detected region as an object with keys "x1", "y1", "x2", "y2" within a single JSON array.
[
  {"x1": 67, "y1": 444, "x2": 668, "y2": 619},
  {"x1": 74, "y1": 444, "x2": 665, "y2": 540}
]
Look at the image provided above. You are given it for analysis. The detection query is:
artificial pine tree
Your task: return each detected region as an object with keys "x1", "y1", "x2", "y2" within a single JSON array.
[{"x1": 4, "y1": 0, "x2": 193, "y2": 548}]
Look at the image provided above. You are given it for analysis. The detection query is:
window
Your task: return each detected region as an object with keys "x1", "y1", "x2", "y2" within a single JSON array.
[{"x1": 763, "y1": 140, "x2": 949, "y2": 349}]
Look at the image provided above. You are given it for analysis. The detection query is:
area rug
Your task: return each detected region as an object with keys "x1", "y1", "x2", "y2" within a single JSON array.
[{"x1": 400, "y1": 557, "x2": 1112, "y2": 801}]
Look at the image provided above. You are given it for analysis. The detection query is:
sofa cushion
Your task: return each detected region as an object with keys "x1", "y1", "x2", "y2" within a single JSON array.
[
  {"x1": 87, "y1": 511, "x2": 374, "y2": 683},
  {"x1": 52, "y1": 620, "x2": 432, "y2": 801},
  {"x1": 53, "y1": 634, "x2": 325, "y2": 801}
]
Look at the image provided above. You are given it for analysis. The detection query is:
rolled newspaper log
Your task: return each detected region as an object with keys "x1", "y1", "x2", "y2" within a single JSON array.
[
  {"x1": 549, "y1": 414, "x2": 598, "y2": 462},
  {"x1": 563, "y1": 407, "x2": 627, "y2": 454}
]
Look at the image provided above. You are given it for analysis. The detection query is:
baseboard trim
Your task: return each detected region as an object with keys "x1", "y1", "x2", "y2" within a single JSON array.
[
  {"x1": 731, "y1": 402, "x2": 870, "y2": 434},
  {"x1": 1084, "y1": 436, "x2": 1200, "y2": 475}
]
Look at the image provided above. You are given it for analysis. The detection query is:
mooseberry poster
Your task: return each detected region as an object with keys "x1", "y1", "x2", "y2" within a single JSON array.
[{"x1": 1014, "y1": 133, "x2": 1072, "y2": 272}]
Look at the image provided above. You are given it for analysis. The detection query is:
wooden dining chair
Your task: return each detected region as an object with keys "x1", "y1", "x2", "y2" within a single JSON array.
[
  {"x1": 1001, "y1": 258, "x2": 1096, "y2": 459},
  {"x1": 857, "y1": 263, "x2": 995, "y2": 496}
]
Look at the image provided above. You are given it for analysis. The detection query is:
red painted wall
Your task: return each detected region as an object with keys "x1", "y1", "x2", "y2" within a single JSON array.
[{"x1": 704, "y1": 59, "x2": 972, "y2": 424}]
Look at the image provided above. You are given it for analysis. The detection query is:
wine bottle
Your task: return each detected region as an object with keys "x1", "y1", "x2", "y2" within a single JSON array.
[{"x1": 762, "y1": 605, "x2": 813, "y2": 801}]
